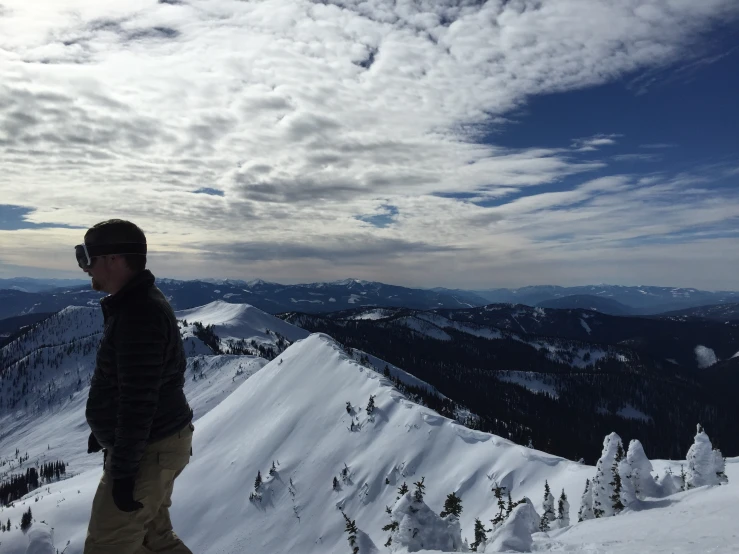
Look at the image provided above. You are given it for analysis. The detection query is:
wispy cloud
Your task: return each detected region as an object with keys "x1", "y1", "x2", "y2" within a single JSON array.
[
  {"x1": 571, "y1": 134, "x2": 622, "y2": 152},
  {"x1": 1, "y1": 0, "x2": 738, "y2": 286}
]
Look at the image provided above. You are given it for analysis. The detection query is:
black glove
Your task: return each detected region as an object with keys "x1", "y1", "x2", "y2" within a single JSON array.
[
  {"x1": 112, "y1": 477, "x2": 143, "y2": 512},
  {"x1": 87, "y1": 433, "x2": 102, "y2": 453}
]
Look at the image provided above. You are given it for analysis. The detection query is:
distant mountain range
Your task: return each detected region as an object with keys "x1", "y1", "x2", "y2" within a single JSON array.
[
  {"x1": 0, "y1": 278, "x2": 488, "y2": 321},
  {"x1": 0, "y1": 277, "x2": 737, "y2": 322}
]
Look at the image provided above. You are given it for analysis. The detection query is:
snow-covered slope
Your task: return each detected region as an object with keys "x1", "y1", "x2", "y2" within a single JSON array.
[
  {"x1": 0, "y1": 303, "x2": 270, "y2": 485},
  {"x1": 1, "y1": 304, "x2": 736, "y2": 554},
  {"x1": 178, "y1": 300, "x2": 310, "y2": 346}
]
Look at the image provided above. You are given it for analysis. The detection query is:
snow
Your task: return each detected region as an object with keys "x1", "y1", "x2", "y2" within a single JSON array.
[
  {"x1": 731, "y1": 350, "x2": 739, "y2": 359},
  {"x1": 1, "y1": 328, "x2": 595, "y2": 554},
  {"x1": 348, "y1": 294, "x2": 362, "y2": 304},
  {"x1": 386, "y1": 492, "x2": 463, "y2": 552},
  {"x1": 414, "y1": 313, "x2": 503, "y2": 340},
  {"x1": 496, "y1": 371, "x2": 558, "y2": 398},
  {"x1": 24, "y1": 524, "x2": 55, "y2": 554},
  {"x1": 395, "y1": 316, "x2": 452, "y2": 340},
  {"x1": 1, "y1": 301, "x2": 738, "y2": 554},
  {"x1": 616, "y1": 404, "x2": 651, "y2": 422},
  {"x1": 484, "y1": 499, "x2": 539, "y2": 553},
  {"x1": 177, "y1": 300, "x2": 309, "y2": 344},
  {"x1": 350, "y1": 309, "x2": 394, "y2": 321},
  {"x1": 694, "y1": 345, "x2": 718, "y2": 368},
  {"x1": 290, "y1": 297, "x2": 323, "y2": 304},
  {"x1": 580, "y1": 318, "x2": 591, "y2": 334}
]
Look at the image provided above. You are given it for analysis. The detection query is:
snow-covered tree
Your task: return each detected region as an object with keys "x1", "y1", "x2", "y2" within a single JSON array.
[
  {"x1": 578, "y1": 479, "x2": 594, "y2": 522},
  {"x1": 713, "y1": 449, "x2": 728, "y2": 485},
  {"x1": 609, "y1": 462, "x2": 624, "y2": 514},
  {"x1": 557, "y1": 490, "x2": 570, "y2": 527},
  {"x1": 385, "y1": 489, "x2": 462, "y2": 552},
  {"x1": 624, "y1": 439, "x2": 657, "y2": 500},
  {"x1": 486, "y1": 498, "x2": 540, "y2": 553},
  {"x1": 470, "y1": 518, "x2": 489, "y2": 552},
  {"x1": 656, "y1": 468, "x2": 682, "y2": 497},
  {"x1": 592, "y1": 432, "x2": 624, "y2": 518},
  {"x1": 686, "y1": 424, "x2": 725, "y2": 488},
  {"x1": 366, "y1": 395, "x2": 376, "y2": 415},
  {"x1": 539, "y1": 480, "x2": 555, "y2": 531}
]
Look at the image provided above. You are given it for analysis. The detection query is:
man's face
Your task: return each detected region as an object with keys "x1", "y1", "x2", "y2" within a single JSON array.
[{"x1": 82, "y1": 255, "x2": 125, "y2": 293}]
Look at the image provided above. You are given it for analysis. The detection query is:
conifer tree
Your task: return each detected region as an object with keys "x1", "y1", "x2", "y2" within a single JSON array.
[
  {"x1": 20, "y1": 507, "x2": 32, "y2": 533},
  {"x1": 440, "y1": 491, "x2": 463, "y2": 518},
  {"x1": 540, "y1": 480, "x2": 555, "y2": 531},
  {"x1": 557, "y1": 490, "x2": 570, "y2": 527},
  {"x1": 470, "y1": 518, "x2": 489, "y2": 552},
  {"x1": 506, "y1": 491, "x2": 514, "y2": 517},
  {"x1": 269, "y1": 461, "x2": 277, "y2": 476},
  {"x1": 342, "y1": 512, "x2": 359, "y2": 554},
  {"x1": 366, "y1": 395, "x2": 376, "y2": 415},
  {"x1": 397, "y1": 481, "x2": 409, "y2": 499},
  {"x1": 610, "y1": 462, "x2": 625, "y2": 514},
  {"x1": 413, "y1": 477, "x2": 426, "y2": 503},
  {"x1": 491, "y1": 484, "x2": 506, "y2": 528},
  {"x1": 333, "y1": 476, "x2": 340, "y2": 491},
  {"x1": 578, "y1": 479, "x2": 594, "y2": 522},
  {"x1": 254, "y1": 470, "x2": 262, "y2": 491},
  {"x1": 382, "y1": 507, "x2": 399, "y2": 547}
]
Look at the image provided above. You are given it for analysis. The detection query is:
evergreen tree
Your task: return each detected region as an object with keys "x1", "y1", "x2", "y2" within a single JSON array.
[
  {"x1": 269, "y1": 461, "x2": 277, "y2": 476},
  {"x1": 333, "y1": 477, "x2": 340, "y2": 491},
  {"x1": 413, "y1": 477, "x2": 426, "y2": 503},
  {"x1": 540, "y1": 480, "x2": 555, "y2": 531},
  {"x1": 557, "y1": 489, "x2": 570, "y2": 527},
  {"x1": 397, "y1": 481, "x2": 409, "y2": 499},
  {"x1": 346, "y1": 401, "x2": 352, "y2": 414},
  {"x1": 578, "y1": 479, "x2": 594, "y2": 522},
  {"x1": 20, "y1": 507, "x2": 32, "y2": 533},
  {"x1": 470, "y1": 518, "x2": 489, "y2": 552},
  {"x1": 366, "y1": 395, "x2": 376, "y2": 415},
  {"x1": 254, "y1": 470, "x2": 262, "y2": 491},
  {"x1": 610, "y1": 462, "x2": 625, "y2": 514},
  {"x1": 491, "y1": 484, "x2": 506, "y2": 528},
  {"x1": 506, "y1": 491, "x2": 514, "y2": 517},
  {"x1": 342, "y1": 512, "x2": 359, "y2": 554},
  {"x1": 440, "y1": 491, "x2": 463, "y2": 518},
  {"x1": 615, "y1": 441, "x2": 626, "y2": 463}
]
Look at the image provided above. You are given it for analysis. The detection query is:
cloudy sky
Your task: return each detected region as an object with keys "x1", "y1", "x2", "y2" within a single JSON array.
[{"x1": 1, "y1": 0, "x2": 738, "y2": 290}]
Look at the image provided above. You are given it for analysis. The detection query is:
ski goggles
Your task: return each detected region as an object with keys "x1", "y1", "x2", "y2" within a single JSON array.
[{"x1": 74, "y1": 242, "x2": 147, "y2": 269}]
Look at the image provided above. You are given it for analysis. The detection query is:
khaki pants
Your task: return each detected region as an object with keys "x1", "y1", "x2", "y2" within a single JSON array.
[{"x1": 84, "y1": 423, "x2": 194, "y2": 554}]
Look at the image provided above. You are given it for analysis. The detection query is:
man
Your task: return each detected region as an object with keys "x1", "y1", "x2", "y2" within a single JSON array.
[{"x1": 77, "y1": 219, "x2": 194, "y2": 554}]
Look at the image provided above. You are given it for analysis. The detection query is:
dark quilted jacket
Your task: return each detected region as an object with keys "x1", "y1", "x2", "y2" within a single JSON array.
[{"x1": 86, "y1": 269, "x2": 192, "y2": 480}]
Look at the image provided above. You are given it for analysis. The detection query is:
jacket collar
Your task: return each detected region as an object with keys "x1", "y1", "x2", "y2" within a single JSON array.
[{"x1": 100, "y1": 269, "x2": 156, "y2": 318}]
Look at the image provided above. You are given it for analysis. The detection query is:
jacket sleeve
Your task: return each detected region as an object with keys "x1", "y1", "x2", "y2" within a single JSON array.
[{"x1": 109, "y1": 305, "x2": 168, "y2": 480}]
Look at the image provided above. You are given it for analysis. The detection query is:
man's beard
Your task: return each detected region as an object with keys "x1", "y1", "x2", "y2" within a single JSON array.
[{"x1": 90, "y1": 277, "x2": 102, "y2": 291}]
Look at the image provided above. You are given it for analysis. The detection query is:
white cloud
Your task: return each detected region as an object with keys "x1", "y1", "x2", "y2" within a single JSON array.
[
  {"x1": 0, "y1": 0, "x2": 738, "y2": 287},
  {"x1": 571, "y1": 134, "x2": 621, "y2": 151}
]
